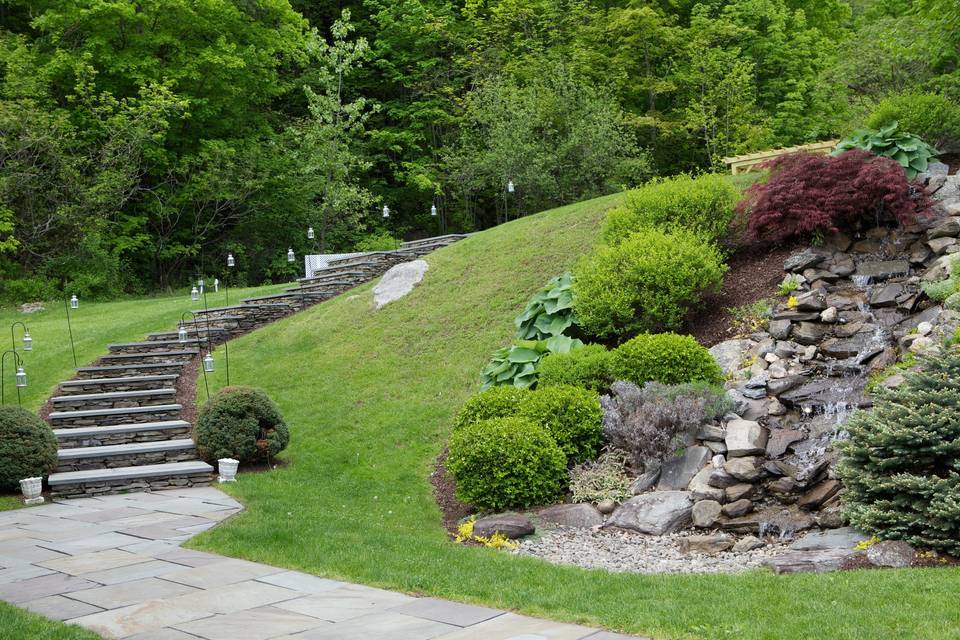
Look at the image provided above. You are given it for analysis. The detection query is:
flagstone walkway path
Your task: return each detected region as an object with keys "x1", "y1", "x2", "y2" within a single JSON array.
[{"x1": 0, "y1": 488, "x2": 643, "y2": 640}]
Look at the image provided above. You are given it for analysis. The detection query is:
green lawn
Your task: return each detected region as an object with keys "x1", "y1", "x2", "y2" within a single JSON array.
[
  {"x1": 0, "y1": 282, "x2": 290, "y2": 413},
  {"x1": 184, "y1": 193, "x2": 960, "y2": 640},
  {"x1": 0, "y1": 602, "x2": 100, "y2": 640}
]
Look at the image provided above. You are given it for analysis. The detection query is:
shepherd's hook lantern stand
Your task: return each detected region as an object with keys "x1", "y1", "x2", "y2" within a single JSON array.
[
  {"x1": 1, "y1": 349, "x2": 27, "y2": 407},
  {"x1": 181, "y1": 310, "x2": 212, "y2": 401},
  {"x1": 65, "y1": 293, "x2": 79, "y2": 367},
  {"x1": 10, "y1": 321, "x2": 33, "y2": 354}
]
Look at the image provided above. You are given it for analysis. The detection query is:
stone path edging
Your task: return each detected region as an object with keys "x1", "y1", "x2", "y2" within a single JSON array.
[{"x1": 0, "y1": 488, "x2": 643, "y2": 640}]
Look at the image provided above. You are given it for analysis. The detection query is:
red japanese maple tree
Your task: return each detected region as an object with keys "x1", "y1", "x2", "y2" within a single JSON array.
[{"x1": 739, "y1": 149, "x2": 930, "y2": 244}]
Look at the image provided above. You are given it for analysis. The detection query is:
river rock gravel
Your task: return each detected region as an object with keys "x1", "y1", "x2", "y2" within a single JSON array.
[{"x1": 516, "y1": 526, "x2": 791, "y2": 574}]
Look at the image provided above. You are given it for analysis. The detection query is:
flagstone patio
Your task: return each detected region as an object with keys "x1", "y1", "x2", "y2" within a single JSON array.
[{"x1": 0, "y1": 488, "x2": 642, "y2": 640}]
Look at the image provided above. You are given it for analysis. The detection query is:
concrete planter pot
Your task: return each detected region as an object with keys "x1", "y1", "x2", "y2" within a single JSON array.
[
  {"x1": 19, "y1": 477, "x2": 44, "y2": 505},
  {"x1": 218, "y1": 458, "x2": 239, "y2": 483}
]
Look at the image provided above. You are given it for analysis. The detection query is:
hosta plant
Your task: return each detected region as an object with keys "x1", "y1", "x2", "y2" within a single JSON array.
[
  {"x1": 480, "y1": 335, "x2": 583, "y2": 389},
  {"x1": 834, "y1": 122, "x2": 938, "y2": 179},
  {"x1": 514, "y1": 272, "x2": 577, "y2": 340}
]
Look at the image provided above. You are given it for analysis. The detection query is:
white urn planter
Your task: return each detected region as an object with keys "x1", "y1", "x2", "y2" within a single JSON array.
[
  {"x1": 218, "y1": 458, "x2": 239, "y2": 483},
  {"x1": 19, "y1": 477, "x2": 44, "y2": 505}
]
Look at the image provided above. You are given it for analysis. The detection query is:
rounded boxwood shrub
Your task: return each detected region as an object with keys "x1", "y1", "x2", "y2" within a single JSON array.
[
  {"x1": 572, "y1": 228, "x2": 726, "y2": 340},
  {"x1": 195, "y1": 386, "x2": 290, "y2": 464},
  {"x1": 613, "y1": 333, "x2": 724, "y2": 387},
  {"x1": 602, "y1": 173, "x2": 739, "y2": 246},
  {"x1": 447, "y1": 417, "x2": 567, "y2": 510},
  {"x1": 518, "y1": 385, "x2": 602, "y2": 463},
  {"x1": 0, "y1": 407, "x2": 57, "y2": 491},
  {"x1": 453, "y1": 386, "x2": 530, "y2": 431},
  {"x1": 537, "y1": 344, "x2": 616, "y2": 393},
  {"x1": 866, "y1": 92, "x2": 960, "y2": 152}
]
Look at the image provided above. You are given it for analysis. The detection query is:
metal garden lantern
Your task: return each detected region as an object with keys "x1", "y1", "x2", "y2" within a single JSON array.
[
  {"x1": 507, "y1": 180, "x2": 515, "y2": 193},
  {"x1": 191, "y1": 286, "x2": 200, "y2": 301},
  {"x1": 430, "y1": 204, "x2": 437, "y2": 216},
  {"x1": 382, "y1": 205, "x2": 390, "y2": 218},
  {"x1": 203, "y1": 353, "x2": 215, "y2": 373},
  {"x1": 227, "y1": 253, "x2": 235, "y2": 268},
  {"x1": 287, "y1": 247, "x2": 295, "y2": 263},
  {"x1": 70, "y1": 295, "x2": 79, "y2": 309},
  {"x1": 22, "y1": 331, "x2": 32, "y2": 352},
  {"x1": 307, "y1": 226, "x2": 315, "y2": 240},
  {"x1": 178, "y1": 324, "x2": 189, "y2": 344},
  {"x1": 15, "y1": 367, "x2": 26, "y2": 388}
]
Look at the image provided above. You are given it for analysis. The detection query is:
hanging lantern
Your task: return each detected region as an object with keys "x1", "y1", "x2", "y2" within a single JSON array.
[
  {"x1": 307, "y1": 226, "x2": 315, "y2": 240},
  {"x1": 178, "y1": 325, "x2": 189, "y2": 343},
  {"x1": 214, "y1": 278, "x2": 219, "y2": 293},
  {"x1": 382, "y1": 205, "x2": 390, "y2": 218},
  {"x1": 507, "y1": 180, "x2": 515, "y2": 193},
  {"x1": 191, "y1": 286, "x2": 200, "y2": 301},
  {"x1": 430, "y1": 204, "x2": 437, "y2": 217},
  {"x1": 203, "y1": 353, "x2": 215, "y2": 372},
  {"x1": 15, "y1": 366, "x2": 26, "y2": 388},
  {"x1": 227, "y1": 253, "x2": 235, "y2": 268},
  {"x1": 287, "y1": 248, "x2": 295, "y2": 263},
  {"x1": 70, "y1": 295, "x2": 79, "y2": 309},
  {"x1": 22, "y1": 332, "x2": 32, "y2": 352}
]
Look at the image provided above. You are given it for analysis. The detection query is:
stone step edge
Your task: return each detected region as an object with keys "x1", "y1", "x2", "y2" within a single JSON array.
[
  {"x1": 109, "y1": 338, "x2": 208, "y2": 349},
  {"x1": 99, "y1": 350, "x2": 199, "y2": 360},
  {"x1": 77, "y1": 362, "x2": 185, "y2": 374},
  {"x1": 57, "y1": 439, "x2": 196, "y2": 460},
  {"x1": 51, "y1": 388, "x2": 178, "y2": 403},
  {"x1": 54, "y1": 420, "x2": 191, "y2": 440},
  {"x1": 49, "y1": 404, "x2": 182, "y2": 419},
  {"x1": 60, "y1": 374, "x2": 180, "y2": 387},
  {"x1": 191, "y1": 303, "x2": 291, "y2": 314},
  {"x1": 48, "y1": 460, "x2": 214, "y2": 486}
]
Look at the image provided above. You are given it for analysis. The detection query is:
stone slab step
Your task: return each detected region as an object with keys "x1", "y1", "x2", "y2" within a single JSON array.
[
  {"x1": 147, "y1": 328, "x2": 228, "y2": 341},
  {"x1": 98, "y1": 350, "x2": 198, "y2": 365},
  {"x1": 58, "y1": 374, "x2": 179, "y2": 395},
  {"x1": 400, "y1": 233, "x2": 469, "y2": 249},
  {"x1": 54, "y1": 420, "x2": 192, "y2": 448},
  {"x1": 241, "y1": 292, "x2": 327, "y2": 304},
  {"x1": 49, "y1": 404, "x2": 182, "y2": 428},
  {"x1": 192, "y1": 303, "x2": 291, "y2": 315},
  {"x1": 48, "y1": 461, "x2": 214, "y2": 497},
  {"x1": 108, "y1": 339, "x2": 207, "y2": 353},
  {"x1": 75, "y1": 362, "x2": 185, "y2": 379},
  {"x1": 51, "y1": 388, "x2": 177, "y2": 411},
  {"x1": 57, "y1": 439, "x2": 195, "y2": 461}
]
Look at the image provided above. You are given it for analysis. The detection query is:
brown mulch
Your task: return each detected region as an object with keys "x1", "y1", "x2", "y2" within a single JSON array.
[
  {"x1": 431, "y1": 447, "x2": 472, "y2": 534},
  {"x1": 177, "y1": 357, "x2": 202, "y2": 426},
  {"x1": 686, "y1": 240, "x2": 805, "y2": 346},
  {"x1": 840, "y1": 549, "x2": 960, "y2": 571}
]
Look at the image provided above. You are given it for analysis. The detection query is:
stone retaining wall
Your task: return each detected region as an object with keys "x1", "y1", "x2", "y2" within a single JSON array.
[
  {"x1": 58, "y1": 378, "x2": 177, "y2": 395},
  {"x1": 57, "y1": 428, "x2": 192, "y2": 448},
  {"x1": 56, "y1": 449, "x2": 197, "y2": 473},
  {"x1": 51, "y1": 407, "x2": 182, "y2": 428},
  {"x1": 52, "y1": 474, "x2": 211, "y2": 498},
  {"x1": 51, "y1": 394, "x2": 175, "y2": 412}
]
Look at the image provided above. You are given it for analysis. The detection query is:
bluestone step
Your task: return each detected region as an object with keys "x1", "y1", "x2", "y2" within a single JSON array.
[{"x1": 54, "y1": 420, "x2": 192, "y2": 448}]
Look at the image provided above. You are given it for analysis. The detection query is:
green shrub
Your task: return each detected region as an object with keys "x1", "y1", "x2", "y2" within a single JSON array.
[
  {"x1": 834, "y1": 122, "x2": 938, "y2": 179},
  {"x1": 838, "y1": 350, "x2": 960, "y2": 554},
  {"x1": 866, "y1": 92, "x2": 960, "y2": 153},
  {"x1": 514, "y1": 272, "x2": 577, "y2": 340},
  {"x1": 518, "y1": 384, "x2": 602, "y2": 463},
  {"x1": 572, "y1": 228, "x2": 726, "y2": 339},
  {"x1": 195, "y1": 386, "x2": 290, "y2": 464},
  {"x1": 453, "y1": 386, "x2": 530, "y2": 431},
  {"x1": 447, "y1": 417, "x2": 567, "y2": 510},
  {"x1": 354, "y1": 232, "x2": 400, "y2": 252},
  {"x1": 602, "y1": 174, "x2": 739, "y2": 246},
  {"x1": 0, "y1": 407, "x2": 57, "y2": 491},
  {"x1": 537, "y1": 344, "x2": 616, "y2": 393},
  {"x1": 480, "y1": 335, "x2": 583, "y2": 389},
  {"x1": 613, "y1": 333, "x2": 724, "y2": 387}
]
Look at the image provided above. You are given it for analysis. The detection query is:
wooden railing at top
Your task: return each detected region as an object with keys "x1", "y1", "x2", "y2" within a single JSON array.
[{"x1": 722, "y1": 140, "x2": 839, "y2": 174}]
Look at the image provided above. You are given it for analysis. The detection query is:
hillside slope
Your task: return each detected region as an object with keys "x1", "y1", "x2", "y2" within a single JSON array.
[{"x1": 191, "y1": 193, "x2": 960, "y2": 640}]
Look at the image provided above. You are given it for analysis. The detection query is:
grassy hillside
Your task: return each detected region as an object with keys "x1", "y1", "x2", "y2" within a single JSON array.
[
  {"x1": 189, "y1": 193, "x2": 960, "y2": 640},
  {"x1": 0, "y1": 283, "x2": 290, "y2": 413}
]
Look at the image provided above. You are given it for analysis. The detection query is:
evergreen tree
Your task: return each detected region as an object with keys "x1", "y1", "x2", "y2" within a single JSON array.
[{"x1": 838, "y1": 349, "x2": 960, "y2": 554}]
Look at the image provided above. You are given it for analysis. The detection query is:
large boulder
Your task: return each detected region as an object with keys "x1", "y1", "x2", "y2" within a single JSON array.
[
  {"x1": 657, "y1": 446, "x2": 710, "y2": 491},
  {"x1": 679, "y1": 534, "x2": 734, "y2": 554},
  {"x1": 373, "y1": 260, "x2": 429, "y2": 309},
  {"x1": 789, "y1": 527, "x2": 868, "y2": 551},
  {"x1": 473, "y1": 513, "x2": 534, "y2": 539},
  {"x1": 709, "y1": 339, "x2": 753, "y2": 375},
  {"x1": 607, "y1": 491, "x2": 693, "y2": 535},
  {"x1": 724, "y1": 419, "x2": 768, "y2": 457},
  {"x1": 536, "y1": 503, "x2": 603, "y2": 529}
]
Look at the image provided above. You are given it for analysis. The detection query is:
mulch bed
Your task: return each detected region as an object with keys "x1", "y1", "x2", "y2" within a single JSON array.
[
  {"x1": 841, "y1": 550, "x2": 960, "y2": 571},
  {"x1": 431, "y1": 447, "x2": 472, "y2": 534},
  {"x1": 685, "y1": 240, "x2": 805, "y2": 346}
]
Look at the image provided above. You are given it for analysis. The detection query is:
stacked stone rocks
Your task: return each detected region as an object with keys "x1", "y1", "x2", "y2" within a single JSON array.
[
  {"x1": 606, "y1": 166, "x2": 960, "y2": 556},
  {"x1": 44, "y1": 234, "x2": 467, "y2": 497}
]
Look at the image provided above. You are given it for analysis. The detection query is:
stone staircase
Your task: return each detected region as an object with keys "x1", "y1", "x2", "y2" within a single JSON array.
[{"x1": 44, "y1": 234, "x2": 468, "y2": 497}]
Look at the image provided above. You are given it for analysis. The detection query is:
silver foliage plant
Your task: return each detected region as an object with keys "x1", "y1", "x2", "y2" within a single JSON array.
[{"x1": 600, "y1": 381, "x2": 730, "y2": 470}]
